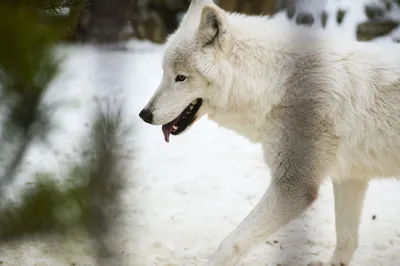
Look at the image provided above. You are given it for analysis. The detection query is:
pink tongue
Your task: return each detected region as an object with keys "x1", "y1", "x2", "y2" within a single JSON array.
[{"x1": 162, "y1": 124, "x2": 173, "y2": 143}]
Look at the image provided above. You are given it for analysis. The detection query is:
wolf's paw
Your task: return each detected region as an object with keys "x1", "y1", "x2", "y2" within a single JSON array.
[{"x1": 307, "y1": 261, "x2": 347, "y2": 266}]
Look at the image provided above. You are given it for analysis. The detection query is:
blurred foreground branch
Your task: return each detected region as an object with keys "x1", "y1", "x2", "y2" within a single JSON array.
[
  {"x1": 0, "y1": 99, "x2": 130, "y2": 264},
  {"x1": 0, "y1": 2, "x2": 61, "y2": 187},
  {"x1": 0, "y1": 2, "x2": 130, "y2": 265}
]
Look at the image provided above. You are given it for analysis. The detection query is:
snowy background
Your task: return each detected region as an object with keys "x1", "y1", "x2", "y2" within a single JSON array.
[{"x1": 1, "y1": 0, "x2": 400, "y2": 265}]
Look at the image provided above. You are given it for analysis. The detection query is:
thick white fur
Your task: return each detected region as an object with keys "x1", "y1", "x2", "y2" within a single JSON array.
[{"x1": 140, "y1": 0, "x2": 400, "y2": 265}]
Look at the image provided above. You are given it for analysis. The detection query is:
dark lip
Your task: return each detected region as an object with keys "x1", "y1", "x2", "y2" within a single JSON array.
[
  {"x1": 163, "y1": 98, "x2": 203, "y2": 135},
  {"x1": 172, "y1": 98, "x2": 203, "y2": 135}
]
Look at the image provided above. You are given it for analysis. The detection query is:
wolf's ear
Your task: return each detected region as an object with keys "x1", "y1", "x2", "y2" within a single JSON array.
[
  {"x1": 196, "y1": 5, "x2": 228, "y2": 47},
  {"x1": 180, "y1": 0, "x2": 213, "y2": 30}
]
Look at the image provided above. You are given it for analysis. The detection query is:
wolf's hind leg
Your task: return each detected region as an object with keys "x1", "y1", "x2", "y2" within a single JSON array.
[{"x1": 308, "y1": 178, "x2": 368, "y2": 266}]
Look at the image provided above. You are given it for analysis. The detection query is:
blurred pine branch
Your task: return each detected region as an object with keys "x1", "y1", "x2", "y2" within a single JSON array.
[
  {"x1": 0, "y1": 1, "x2": 129, "y2": 265},
  {"x1": 0, "y1": 1, "x2": 62, "y2": 187},
  {"x1": 0, "y1": 101, "x2": 129, "y2": 263}
]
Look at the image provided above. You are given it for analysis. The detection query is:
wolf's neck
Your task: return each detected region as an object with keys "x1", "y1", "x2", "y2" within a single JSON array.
[{"x1": 207, "y1": 105, "x2": 268, "y2": 143}]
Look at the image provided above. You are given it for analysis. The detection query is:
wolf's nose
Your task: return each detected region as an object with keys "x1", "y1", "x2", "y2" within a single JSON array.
[{"x1": 139, "y1": 108, "x2": 153, "y2": 124}]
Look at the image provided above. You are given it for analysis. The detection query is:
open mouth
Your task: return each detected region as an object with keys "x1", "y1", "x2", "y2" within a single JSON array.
[{"x1": 161, "y1": 98, "x2": 203, "y2": 142}]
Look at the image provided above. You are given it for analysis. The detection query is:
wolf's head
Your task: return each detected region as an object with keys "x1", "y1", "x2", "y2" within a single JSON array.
[{"x1": 139, "y1": 0, "x2": 235, "y2": 142}]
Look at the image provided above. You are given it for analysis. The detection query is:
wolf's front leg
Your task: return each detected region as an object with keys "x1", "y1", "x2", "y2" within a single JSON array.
[
  {"x1": 207, "y1": 130, "x2": 336, "y2": 266},
  {"x1": 308, "y1": 179, "x2": 368, "y2": 266},
  {"x1": 207, "y1": 178, "x2": 319, "y2": 266}
]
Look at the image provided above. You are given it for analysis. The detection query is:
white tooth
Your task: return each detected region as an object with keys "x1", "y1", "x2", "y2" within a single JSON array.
[
  {"x1": 191, "y1": 100, "x2": 197, "y2": 105},
  {"x1": 172, "y1": 126, "x2": 178, "y2": 130},
  {"x1": 189, "y1": 105, "x2": 194, "y2": 110}
]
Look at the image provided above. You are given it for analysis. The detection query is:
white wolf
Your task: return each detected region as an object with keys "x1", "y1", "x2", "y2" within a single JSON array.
[{"x1": 139, "y1": 0, "x2": 400, "y2": 265}]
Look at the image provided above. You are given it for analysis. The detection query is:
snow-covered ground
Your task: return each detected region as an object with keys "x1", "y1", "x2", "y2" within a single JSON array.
[{"x1": 1, "y1": 0, "x2": 400, "y2": 265}]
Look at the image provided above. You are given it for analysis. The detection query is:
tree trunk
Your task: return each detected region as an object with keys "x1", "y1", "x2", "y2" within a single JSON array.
[
  {"x1": 70, "y1": 0, "x2": 93, "y2": 42},
  {"x1": 219, "y1": 0, "x2": 237, "y2": 12},
  {"x1": 260, "y1": 0, "x2": 276, "y2": 15},
  {"x1": 87, "y1": 0, "x2": 135, "y2": 43},
  {"x1": 219, "y1": 0, "x2": 276, "y2": 16}
]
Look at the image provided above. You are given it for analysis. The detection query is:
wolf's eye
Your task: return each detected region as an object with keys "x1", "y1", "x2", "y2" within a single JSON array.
[{"x1": 175, "y1": 75, "x2": 187, "y2": 82}]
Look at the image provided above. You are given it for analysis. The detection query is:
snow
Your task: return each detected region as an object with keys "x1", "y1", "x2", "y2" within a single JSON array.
[{"x1": 1, "y1": 1, "x2": 400, "y2": 265}]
